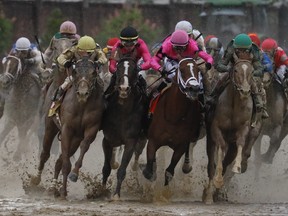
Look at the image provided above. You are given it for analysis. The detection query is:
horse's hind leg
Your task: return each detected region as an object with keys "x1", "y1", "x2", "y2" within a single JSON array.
[
  {"x1": 131, "y1": 136, "x2": 147, "y2": 171},
  {"x1": 113, "y1": 140, "x2": 136, "y2": 199}
]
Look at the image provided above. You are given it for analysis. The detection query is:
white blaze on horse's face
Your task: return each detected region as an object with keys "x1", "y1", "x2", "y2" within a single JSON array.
[
  {"x1": 187, "y1": 62, "x2": 199, "y2": 87},
  {"x1": 121, "y1": 61, "x2": 129, "y2": 89}
]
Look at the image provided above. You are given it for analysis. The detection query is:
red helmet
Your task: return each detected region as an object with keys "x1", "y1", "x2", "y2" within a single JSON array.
[
  {"x1": 107, "y1": 37, "x2": 119, "y2": 49},
  {"x1": 171, "y1": 30, "x2": 189, "y2": 46},
  {"x1": 261, "y1": 38, "x2": 278, "y2": 52},
  {"x1": 248, "y1": 33, "x2": 261, "y2": 47}
]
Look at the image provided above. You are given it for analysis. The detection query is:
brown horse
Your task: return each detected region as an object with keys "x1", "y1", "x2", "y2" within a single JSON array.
[
  {"x1": 31, "y1": 55, "x2": 105, "y2": 198},
  {"x1": 203, "y1": 55, "x2": 259, "y2": 204},
  {"x1": 101, "y1": 57, "x2": 148, "y2": 200},
  {"x1": 0, "y1": 55, "x2": 42, "y2": 160},
  {"x1": 142, "y1": 58, "x2": 202, "y2": 186},
  {"x1": 253, "y1": 72, "x2": 288, "y2": 172}
]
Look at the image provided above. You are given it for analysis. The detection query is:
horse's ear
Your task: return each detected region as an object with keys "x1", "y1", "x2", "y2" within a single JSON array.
[
  {"x1": 89, "y1": 51, "x2": 97, "y2": 61},
  {"x1": 233, "y1": 52, "x2": 238, "y2": 62}
]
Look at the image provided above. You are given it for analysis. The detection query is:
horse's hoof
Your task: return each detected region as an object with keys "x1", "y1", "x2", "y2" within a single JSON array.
[
  {"x1": 213, "y1": 177, "x2": 223, "y2": 189},
  {"x1": 111, "y1": 193, "x2": 120, "y2": 201},
  {"x1": 30, "y1": 176, "x2": 41, "y2": 186},
  {"x1": 139, "y1": 163, "x2": 146, "y2": 171},
  {"x1": 131, "y1": 162, "x2": 138, "y2": 171},
  {"x1": 111, "y1": 162, "x2": 119, "y2": 170},
  {"x1": 182, "y1": 163, "x2": 192, "y2": 174},
  {"x1": 142, "y1": 168, "x2": 154, "y2": 181},
  {"x1": 232, "y1": 165, "x2": 241, "y2": 174},
  {"x1": 68, "y1": 172, "x2": 78, "y2": 182},
  {"x1": 202, "y1": 188, "x2": 213, "y2": 205}
]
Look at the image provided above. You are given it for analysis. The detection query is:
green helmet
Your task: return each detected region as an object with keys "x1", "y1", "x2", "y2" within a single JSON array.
[
  {"x1": 233, "y1": 33, "x2": 252, "y2": 49},
  {"x1": 77, "y1": 35, "x2": 96, "y2": 52}
]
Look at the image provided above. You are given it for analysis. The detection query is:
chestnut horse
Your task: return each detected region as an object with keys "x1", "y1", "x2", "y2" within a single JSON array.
[
  {"x1": 101, "y1": 57, "x2": 149, "y2": 200},
  {"x1": 31, "y1": 55, "x2": 105, "y2": 198},
  {"x1": 0, "y1": 55, "x2": 42, "y2": 160},
  {"x1": 142, "y1": 58, "x2": 202, "y2": 186},
  {"x1": 203, "y1": 54, "x2": 260, "y2": 204}
]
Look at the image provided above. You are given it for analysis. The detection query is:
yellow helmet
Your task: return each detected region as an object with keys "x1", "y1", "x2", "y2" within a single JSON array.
[{"x1": 77, "y1": 35, "x2": 96, "y2": 52}]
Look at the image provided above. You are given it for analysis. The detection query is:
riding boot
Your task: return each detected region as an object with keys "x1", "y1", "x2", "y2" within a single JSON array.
[
  {"x1": 152, "y1": 81, "x2": 167, "y2": 98},
  {"x1": 104, "y1": 73, "x2": 116, "y2": 99},
  {"x1": 252, "y1": 93, "x2": 269, "y2": 119},
  {"x1": 138, "y1": 74, "x2": 147, "y2": 96},
  {"x1": 52, "y1": 87, "x2": 65, "y2": 102}
]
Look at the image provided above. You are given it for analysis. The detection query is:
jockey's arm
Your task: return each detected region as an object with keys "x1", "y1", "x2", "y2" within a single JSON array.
[
  {"x1": 138, "y1": 44, "x2": 152, "y2": 70},
  {"x1": 216, "y1": 52, "x2": 233, "y2": 73},
  {"x1": 252, "y1": 56, "x2": 264, "y2": 77},
  {"x1": 198, "y1": 50, "x2": 214, "y2": 65},
  {"x1": 57, "y1": 48, "x2": 75, "y2": 70},
  {"x1": 95, "y1": 45, "x2": 108, "y2": 65}
]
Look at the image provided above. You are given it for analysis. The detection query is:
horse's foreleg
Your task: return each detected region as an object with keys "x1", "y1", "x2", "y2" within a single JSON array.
[
  {"x1": 0, "y1": 121, "x2": 14, "y2": 150},
  {"x1": 113, "y1": 140, "x2": 135, "y2": 200},
  {"x1": 68, "y1": 136, "x2": 90, "y2": 182},
  {"x1": 30, "y1": 121, "x2": 58, "y2": 186},
  {"x1": 182, "y1": 142, "x2": 197, "y2": 174},
  {"x1": 165, "y1": 145, "x2": 187, "y2": 186},
  {"x1": 110, "y1": 147, "x2": 120, "y2": 170},
  {"x1": 214, "y1": 145, "x2": 224, "y2": 189},
  {"x1": 102, "y1": 137, "x2": 113, "y2": 187},
  {"x1": 131, "y1": 136, "x2": 146, "y2": 171},
  {"x1": 60, "y1": 152, "x2": 71, "y2": 199},
  {"x1": 142, "y1": 139, "x2": 157, "y2": 181}
]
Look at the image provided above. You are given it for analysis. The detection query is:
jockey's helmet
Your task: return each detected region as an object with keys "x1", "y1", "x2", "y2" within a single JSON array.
[
  {"x1": 77, "y1": 35, "x2": 96, "y2": 52},
  {"x1": 248, "y1": 33, "x2": 261, "y2": 47},
  {"x1": 233, "y1": 33, "x2": 252, "y2": 49},
  {"x1": 60, "y1": 21, "x2": 77, "y2": 35},
  {"x1": 15, "y1": 37, "x2": 31, "y2": 51},
  {"x1": 261, "y1": 38, "x2": 278, "y2": 52},
  {"x1": 175, "y1": 20, "x2": 193, "y2": 36},
  {"x1": 120, "y1": 26, "x2": 139, "y2": 47},
  {"x1": 107, "y1": 37, "x2": 119, "y2": 50},
  {"x1": 205, "y1": 37, "x2": 222, "y2": 52},
  {"x1": 171, "y1": 30, "x2": 189, "y2": 46}
]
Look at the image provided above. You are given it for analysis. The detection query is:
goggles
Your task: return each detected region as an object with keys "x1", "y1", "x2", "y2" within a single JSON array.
[
  {"x1": 121, "y1": 40, "x2": 137, "y2": 47},
  {"x1": 173, "y1": 45, "x2": 186, "y2": 52}
]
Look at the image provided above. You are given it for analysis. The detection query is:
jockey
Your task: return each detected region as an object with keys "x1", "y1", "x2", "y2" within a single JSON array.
[
  {"x1": 205, "y1": 36, "x2": 224, "y2": 67},
  {"x1": 103, "y1": 37, "x2": 119, "y2": 58},
  {"x1": 52, "y1": 35, "x2": 107, "y2": 101},
  {"x1": 9, "y1": 37, "x2": 42, "y2": 66},
  {"x1": 248, "y1": 33, "x2": 273, "y2": 74},
  {"x1": 43, "y1": 20, "x2": 80, "y2": 67},
  {"x1": 261, "y1": 38, "x2": 288, "y2": 86},
  {"x1": 150, "y1": 29, "x2": 213, "y2": 97},
  {"x1": 214, "y1": 33, "x2": 269, "y2": 119},
  {"x1": 105, "y1": 26, "x2": 151, "y2": 97}
]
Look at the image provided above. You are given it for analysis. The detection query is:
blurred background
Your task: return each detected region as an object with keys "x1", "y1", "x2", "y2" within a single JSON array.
[{"x1": 0, "y1": 0, "x2": 287, "y2": 58}]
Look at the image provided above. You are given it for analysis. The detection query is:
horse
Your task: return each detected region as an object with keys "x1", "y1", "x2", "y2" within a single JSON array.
[
  {"x1": 30, "y1": 55, "x2": 105, "y2": 198},
  {"x1": 202, "y1": 54, "x2": 262, "y2": 204},
  {"x1": 101, "y1": 56, "x2": 149, "y2": 200},
  {"x1": 141, "y1": 57, "x2": 202, "y2": 186},
  {"x1": 0, "y1": 55, "x2": 42, "y2": 160},
  {"x1": 253, "y1": 72, "x2": 288, "y2": 171}
]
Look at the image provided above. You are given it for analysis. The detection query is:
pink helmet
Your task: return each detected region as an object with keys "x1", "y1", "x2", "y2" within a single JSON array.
[
  {"x1": 60, "y1": 21, "x2": 77, "y2": 34},
  {"x1": 171, "y1": 30, "x2": 189, "y2": 46}
]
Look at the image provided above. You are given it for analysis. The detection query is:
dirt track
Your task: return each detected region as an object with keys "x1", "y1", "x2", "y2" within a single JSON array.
[{"x1": 1, "y1": 125, "x2": 288, "y2": 215}]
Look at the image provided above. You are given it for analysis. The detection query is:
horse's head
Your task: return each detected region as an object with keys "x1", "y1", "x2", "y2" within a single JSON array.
[
  {"x1": 231, "y1": 53, "x2": 253, "y2": 98},
  {"x1": 262, "y1": 72, "x2": 273, "y2": 89},
  {"x1": 72, "y1": 55, "x2": 98, "y2": 103},
  {"x1": 177, "y1": 58, "x2": 200, "y2": 101},
  {"x1": 115, "y1": 57, "x2": 138, "y2": 100},
  {"x1": 1, "y1": 55, "x2": 22, "y2": 89}
]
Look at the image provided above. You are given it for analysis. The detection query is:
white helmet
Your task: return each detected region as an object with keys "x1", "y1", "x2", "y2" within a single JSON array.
[
  {"x1": 175, "y1": 20, "x2": 193, "y2": 35},
  {"x1": 15, "y1": 37, "x2": 31, "y2": 50}
]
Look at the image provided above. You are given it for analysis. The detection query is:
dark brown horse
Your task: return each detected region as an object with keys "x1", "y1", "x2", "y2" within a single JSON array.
[
  {"x1": 253, "y1": 72, "x2": 288, "y2": 173},
  {"x1": 203, "y1": 55, "x2": 261, "y2": 204},
  {"x1": 142, "y1": 58, "x2": 202, "y2": 186},
  {"x1": 101, "y1": 57, "x2": 148, "y2": 200},
  {"x1": 31, "y1": 55, "x2": 105, "y2": 198},
  {"x1": 0, "y1": 55, "x2": 42, "y2": 160}
]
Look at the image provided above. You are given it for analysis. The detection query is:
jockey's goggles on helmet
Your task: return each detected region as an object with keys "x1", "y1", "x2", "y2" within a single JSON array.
[
  {"x1": 121, "y1": 40, "x2": 137, "y2": 47},
  {"x1": 173, "y1": 45, "x2": 186, "y2": 51}
]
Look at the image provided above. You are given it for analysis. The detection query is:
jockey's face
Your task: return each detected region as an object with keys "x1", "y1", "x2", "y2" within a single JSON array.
[
  {"x1": 173, "y1": 45, "x2": 187, "y2": 53},
  {"x1": 16, "y1": 50, "x2": 29, "y2": 58},
  {"x1": 265, "y1": 49, "x2": 275, "y2": 59},
  {"x1": 121, "y1": 40, "x2": 137, "y2": 52}
]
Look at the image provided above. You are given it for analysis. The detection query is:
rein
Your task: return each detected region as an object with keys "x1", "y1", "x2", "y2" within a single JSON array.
[{"x1": 1, "y1": 55, "x2": 23, "y2": 83}]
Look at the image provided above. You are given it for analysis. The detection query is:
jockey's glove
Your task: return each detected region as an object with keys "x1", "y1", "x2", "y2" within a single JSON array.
[{"x1": 205, "y1": 62, "x2": 212, "y2": 70}]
